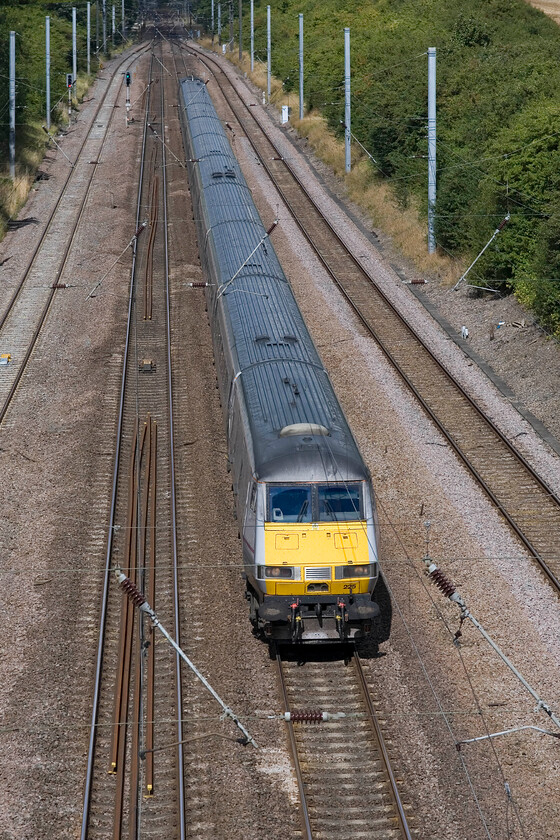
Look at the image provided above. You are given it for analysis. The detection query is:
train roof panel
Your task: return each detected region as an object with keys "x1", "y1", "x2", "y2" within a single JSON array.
[{"x1": 179, "y1": 77, "x2": 369, "y2": 483}]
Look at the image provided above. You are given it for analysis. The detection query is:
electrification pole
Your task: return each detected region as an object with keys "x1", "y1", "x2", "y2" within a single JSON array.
[
  {"x1": 267, "y1": 5, "x2": 271, "y2": 102},
  {"x1": 211, "y1": 0, "x2": 214, "y2": 43},
  {"x1": 427, "y1": 46, "x2": 437, "y2": 253},
  {"x1": 250, "y1": 0, "x2": 254, "y2": 71},
  {"x1": 87, "y1": 3, "x2": 91, "y2": 75},
  {"x1": 344, "y1": 27, "x2": 351, "y2": 173},
  {"x1": 102, "y1": 0, "x2": 107, "y2": 53},
  {"x1": 9, "y1": 31, "x2": 15, "y2": 179},
  {"x1": 299, "y1": 13, "x2": 304, "y2": 120},
  {"x1": 112, "y1": 5, "x2": 115, "y2": 46},
  {"x1": 218, "y1": 3, "x2": 221, "y2": 45},
  {"x1": 46, "y1": 17, "x2": 51, "y2": 130},
  {"x1": 239, "y1": 0, "x2": 242, "y2": 60},
  {"x1": 72, "y1": 8, "x2": 77, "y2": 83},
  {"x1": 229, "y1": 0, "x2": 233, "y2": 51},
  {"x1": 122, "y1": 0, "x2": 125, "y2": 40}
]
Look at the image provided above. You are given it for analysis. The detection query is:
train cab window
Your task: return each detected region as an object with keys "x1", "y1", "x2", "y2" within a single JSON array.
[
  {"x1": 268, "y1": 485, "x2": 312, "y2": 523},
  {"x1": 318, "y1": 484, "x2": 362, "y2": 522},
  {"x1": 249, "y1": 483, "x2": 257, "y2": 512}
]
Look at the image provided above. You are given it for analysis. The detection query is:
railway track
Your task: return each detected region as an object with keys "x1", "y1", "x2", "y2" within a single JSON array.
[
  {"x1": 81, "y1": 39, "x2": 185, "y2": 840},
  {"x1": 73, "y1": 29, "x2": 558, "y2": 840},
  {"x1": 277, "y1": 649, "x2": 414, "y2": 840},
  {"x1": 0, "y1": 44, "x2": 147, "y2": 429},
  {"x1": 165, "y1": 37, "x2": 415, "y2": 840},
  {"x1": 185, "y1": 42, "x2": 560, "y2": 593}
]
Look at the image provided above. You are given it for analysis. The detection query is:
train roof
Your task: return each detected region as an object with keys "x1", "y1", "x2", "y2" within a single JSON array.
[{"x1": 179, "y1": 77, "x2": 369, "y2": 484}]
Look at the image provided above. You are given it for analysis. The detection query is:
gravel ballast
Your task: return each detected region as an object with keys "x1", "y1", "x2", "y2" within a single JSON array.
[{"x1": 0, "y1": 40, "x2": 559, "y2": 840}]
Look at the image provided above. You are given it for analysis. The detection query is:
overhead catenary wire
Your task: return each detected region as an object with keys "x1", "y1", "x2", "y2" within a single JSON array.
[
  {"x1": 85, "y1": 221, "x2": 148, "y2": 299},
  {"x1": 293, "y1": 68, "x2": 560, "y2": 232},
  {"x1": 179, "y1": 67, "x2": 556, "y2": 832},
  {"x1": 8, "y1": 549, "x2": 560, "y2": 576},
  {"x1": 425, "y1": 557, "x2": 560, "y2": 732},
  {"x1": 80, "y1": 51, "x2": 154, "y2": 839},
  {"x1": 1, "y1": 701, "x2": 551, "y2": 739},
  {"x1": 374, "y1": 499, "x2": 496, "y2": 837}
]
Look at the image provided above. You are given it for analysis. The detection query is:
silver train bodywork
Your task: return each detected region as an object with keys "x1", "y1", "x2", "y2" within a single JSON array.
[{"x1": 179, "y1": 77, "x2": 380, "y2": 642}]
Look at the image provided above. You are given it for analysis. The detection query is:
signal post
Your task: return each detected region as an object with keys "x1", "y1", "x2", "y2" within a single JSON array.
[
  {"x1": 67, "y1": 73, "x2": 74, "y2": 121},
  {"x1": 125, "y1": 70, "x2": 131, "y2": 125}
]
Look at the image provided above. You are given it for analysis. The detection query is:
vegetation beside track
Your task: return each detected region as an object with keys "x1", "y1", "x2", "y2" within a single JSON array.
[
  {"x1": 0, "y1": 1, "x2": 135, "y2": 236},
  {"x1": 196, "y1": 0, "x2": 560, "y2": 336}
]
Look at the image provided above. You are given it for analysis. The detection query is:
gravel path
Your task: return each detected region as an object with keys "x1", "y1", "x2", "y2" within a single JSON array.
[{"x1": 528, "y1": 0, "x2": 560, "y2": 23}]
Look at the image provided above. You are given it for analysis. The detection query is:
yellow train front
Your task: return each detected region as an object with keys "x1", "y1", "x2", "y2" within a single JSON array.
[{"x1": 242, "y1": 425, "x2": 380, "y2": 643}]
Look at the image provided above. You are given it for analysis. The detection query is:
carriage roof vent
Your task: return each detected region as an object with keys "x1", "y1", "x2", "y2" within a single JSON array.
[
  {"x1": 279, "y1": 423, "x2": 330, "y2": 437},
  {"x1": 212, "y1": 167, "x2": 236, "y2": 179},
  {"x1": 255, "y1": 334, "x2": 299, "y2": 347}
]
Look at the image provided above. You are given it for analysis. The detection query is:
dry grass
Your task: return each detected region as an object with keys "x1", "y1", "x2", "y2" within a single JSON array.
[
  {"x1": 200, "y1": 36, "x2": 298, "y2": 108},
  {"x1": 0, "y1": 71, "x2": 94, "y2": 239},
  {"x1": 75, "y1": 75, "x2": 91, "y2": 103},
  {"x1": 0, "y1": 44, "x2": 140, "y2": 239},
  {"x1": 290, "y1": 112, "x2": 460, "y2": 284},
  {"x1": 0, "y1": 127, "x2": 46, "y2": 236},
  {"x1": 346, "y1": 159, "x2": 458, "y2": 283},
  {"x1": 292, "y1": 112, "x2": 346, "y2": 176},
  {"x1": 527, "y1": 1, "x2": 560, "y2": 23},
  {"x1": 1, "y1": 37, "x2": 462, "y2": 282},
  {"x1": 0, "y1": 173, "x2": 35, "y2": 221}
]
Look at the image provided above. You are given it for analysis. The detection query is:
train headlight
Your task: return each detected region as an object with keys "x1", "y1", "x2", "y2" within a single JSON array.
[
  {"x1": 335, "y1": 563, "x2": 376, "y2": 579},
  {"x1": 258, "y1": 565, "x2": 299, "y2": 580}
]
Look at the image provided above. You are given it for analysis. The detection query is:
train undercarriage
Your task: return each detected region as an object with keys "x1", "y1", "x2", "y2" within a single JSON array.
[{"x1": 247, "y1": 587, "x2": 380, "y2": 643}]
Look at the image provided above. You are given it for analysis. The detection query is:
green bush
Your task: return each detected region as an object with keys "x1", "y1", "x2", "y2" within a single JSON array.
[{"x1": 0, "y1": 1, "x2": 135, "y2": 163}]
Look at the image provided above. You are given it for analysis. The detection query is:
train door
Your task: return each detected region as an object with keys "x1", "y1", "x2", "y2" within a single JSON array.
[{"x1": 242, "y1": 480, "x2": 257, "y2": 564}]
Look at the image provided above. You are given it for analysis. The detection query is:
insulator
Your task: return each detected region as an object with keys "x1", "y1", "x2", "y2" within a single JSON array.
[
  {"x1": 289, "y1": 710, "x2": 324, "y2": 724},
  {"x1": 119, "y1": 576, "x2": 146, "y2": 607},
  {"x1": 189, "y1": 282, "x2": 207, "y2": 288},
  {"x1": 428, "y1": 567, "x2": 456, "y2": 598}
]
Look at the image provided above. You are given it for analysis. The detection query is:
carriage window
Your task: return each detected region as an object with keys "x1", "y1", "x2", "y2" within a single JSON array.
[
  {"x1": 268, "y1": 485, "x2": 312, "y2": 523},
  {"x1": 318, "y1": 484, "x2": 362, "y2": 522}
]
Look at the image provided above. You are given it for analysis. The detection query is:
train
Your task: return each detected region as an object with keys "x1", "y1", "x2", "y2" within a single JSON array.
[{"x1": 178, "y1": 76, "x2": 380, "y2": 642}]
